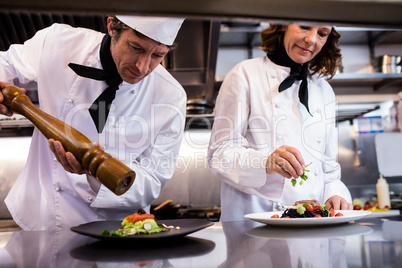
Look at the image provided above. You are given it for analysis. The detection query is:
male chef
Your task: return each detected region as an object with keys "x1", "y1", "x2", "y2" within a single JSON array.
[{"x1": 0, "y1": 15, "x2": 186, "y2": 231}]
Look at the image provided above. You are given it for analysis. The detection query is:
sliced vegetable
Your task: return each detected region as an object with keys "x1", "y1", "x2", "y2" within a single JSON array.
[
  {"x1": 127, "y1": 229, "x2": 137, "y2": 235},
  {"x1": 161, "y1": 223, "x2": 170, "y2": 229},
  {"x1": 313, "y1": 205, "x2": 322, "y2": 211},
  {"x1": 143, "y1": 222, "x2": 152, "y2": 231},
  {"x1": 352, "y1": 198, "x2": 364, "y2": 208},
  {"x1": 297, "y1": 205, "x2": 306, "y2": 215}
]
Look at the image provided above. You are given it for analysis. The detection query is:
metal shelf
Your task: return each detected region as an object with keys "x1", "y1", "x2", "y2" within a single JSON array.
[
  {"x1": 0, "y1": 114, "x2": 33, "y2": 129},
  {"x1": 336, "y1": 103, "x2": 380, "y2": 123},
  {"x1": 329, "y1": 73, "x2": 402, "y2": 91}
]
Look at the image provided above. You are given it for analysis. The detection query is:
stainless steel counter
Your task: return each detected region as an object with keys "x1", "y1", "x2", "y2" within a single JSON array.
[
  {"x1": 0, "y1": 137, "x2": 31, "y2": 219},
  {"x1": 1, "y1": 215, "x2": 401, "y2": 267}
]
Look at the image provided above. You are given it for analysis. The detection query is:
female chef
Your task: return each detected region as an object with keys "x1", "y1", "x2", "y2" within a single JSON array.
[{"x1": 208, "y1": 24, "x2": 353, "y2": 222}]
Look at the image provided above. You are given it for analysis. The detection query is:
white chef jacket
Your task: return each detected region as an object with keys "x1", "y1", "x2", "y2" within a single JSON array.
[
  {"x1": 208, "y1": 56, "x2": 351, "y2": 222},
  {"x1": 1, "y1": 23, "x2": 186, "y2": 230}
]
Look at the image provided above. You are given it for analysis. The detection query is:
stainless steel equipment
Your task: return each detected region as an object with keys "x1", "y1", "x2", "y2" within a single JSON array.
[{"x1": 374, "y1": 55, "x2": 402, "y2": 74}]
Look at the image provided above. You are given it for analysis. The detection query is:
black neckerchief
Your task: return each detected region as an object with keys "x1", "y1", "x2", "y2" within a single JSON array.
[
  {"x1": 68, "y1": 34, "x2": 123, "y2": 133},
  {"x1": 268, "y1": 45, "x2": 311, "y2": 115}
]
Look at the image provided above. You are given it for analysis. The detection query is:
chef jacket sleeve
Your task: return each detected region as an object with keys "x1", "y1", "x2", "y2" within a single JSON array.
[
  {"x1": 0, "y1": 25, "x2": 51, "y2": 84},
  {"x1": 207, "y1": 64, "x2": 283, "y2": 201},
  {"x1": 90, "y1": 98, "x2": 186, "y2": 209}
]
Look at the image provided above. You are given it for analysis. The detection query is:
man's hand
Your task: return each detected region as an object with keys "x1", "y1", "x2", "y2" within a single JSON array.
[
  {"x1": 265, "y1": 145, "x2": 305, "y2": 179},
  {"x1": 48, "y1": 139, "x2": 87, "y2": 175},
  {"x1": 325, "y1": 195, "x2": 353, "y2": 210},
  {"x1": 0, "y1": 82, "x2": 21, "y2": 116}
]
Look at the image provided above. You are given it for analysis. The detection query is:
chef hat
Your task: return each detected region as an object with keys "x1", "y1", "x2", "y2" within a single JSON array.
[{"x1": 116, "y1": 15, "x2": 185, "y2": 46}]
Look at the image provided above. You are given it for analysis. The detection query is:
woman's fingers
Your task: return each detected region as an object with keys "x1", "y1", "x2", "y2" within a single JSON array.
[{"x1": 266, "y1": 145, "x2": 305, "y2": 178}]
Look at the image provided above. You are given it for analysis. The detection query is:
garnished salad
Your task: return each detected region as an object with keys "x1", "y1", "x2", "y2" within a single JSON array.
[
  {"x1": 101, "y1": 208, "x2": 170, "y2": 237},
  {"x1": 270, "y1": 201, "x2": 344, "y2": 219}
]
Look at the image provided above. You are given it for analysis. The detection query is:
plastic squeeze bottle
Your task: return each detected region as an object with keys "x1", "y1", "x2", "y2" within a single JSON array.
[{"x1": 376, "y1": 174, "x2": 391, "y2": 209}]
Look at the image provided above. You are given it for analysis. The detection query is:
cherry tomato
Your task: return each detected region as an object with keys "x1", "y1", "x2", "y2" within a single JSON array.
[
  {"x1": 314, "y1": 215, "x2": 322, "y2": 218},
  {"x1": 364, "y1": 202, "x2": 373, "y2": 210},
  {"x1": 354, "y1": 205, "x2": 362, "y2": 210},
  {"x1": 306, "y1": 205, "x2": 314, "y2": 212},
  {"x1": 335, "y1": 212, "x2": 344, "y2": 217},
  {"x1": 313, "y1": 205, "x2": 322, "y2": 211},
  {"x1": 271, "y1": 214, "x2": 279, "y2": 218},
  {"x1": 329, "y1": 209, "x2": 335, "y2": 217}
]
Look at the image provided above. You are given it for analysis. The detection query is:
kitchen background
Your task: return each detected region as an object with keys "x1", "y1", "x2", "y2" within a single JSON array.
[{"x1": 0, "y1": 11, "x2": 401, "y2": 221}]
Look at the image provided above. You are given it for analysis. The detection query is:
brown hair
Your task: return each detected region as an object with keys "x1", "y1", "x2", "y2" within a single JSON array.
[{"x1": 260, "y1": 25, "x2": 342, "y2": 79}]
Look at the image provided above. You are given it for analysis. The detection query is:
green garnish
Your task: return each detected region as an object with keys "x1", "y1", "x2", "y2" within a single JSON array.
[{"x1": 291, "y1": 162, "x2": 312, "y2": 187}]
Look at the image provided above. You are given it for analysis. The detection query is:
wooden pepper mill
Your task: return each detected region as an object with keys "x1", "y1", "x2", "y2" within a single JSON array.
[{"x1": 1, "y1": 86, "x2": 135, "y2": 195}]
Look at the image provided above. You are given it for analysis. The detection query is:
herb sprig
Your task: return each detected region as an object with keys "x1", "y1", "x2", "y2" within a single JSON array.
[{"x1": 291, "y1": 162, "x2": 312, "y2": 187}]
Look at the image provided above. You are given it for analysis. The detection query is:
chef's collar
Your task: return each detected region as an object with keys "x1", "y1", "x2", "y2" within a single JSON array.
[{"x1": 116, "y1": 15, "x2": 185, "y2": 46}]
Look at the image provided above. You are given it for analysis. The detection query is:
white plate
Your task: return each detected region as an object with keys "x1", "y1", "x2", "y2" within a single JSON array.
[
  {"x1": 244, "y1": 210, "x2": 372, "y2": 226},
  {"x1": 365, "y1": 209, "x2": 400, "y2": 218},
  {"x1": 246, "y1": 223, "x2": 373, "y2": 239}
]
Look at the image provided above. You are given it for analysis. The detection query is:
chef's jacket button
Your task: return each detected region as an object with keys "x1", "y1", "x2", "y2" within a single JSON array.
[
  {"x1": 275, "y1": 103, "x2": 280, "y2": 108},
  {"x1": 55, "y1": 187, "x2": 61, "y2": 192},
  {"x1": 271, "y1": 74, "x2": 276, "y2": 79},
  {"x1": 131, "y1": 90, "x2": 136, "y2": 94},
  {"x1": 88, "y1": 197, "x2": 94, "y2": 202},
  {"x1": 53, "y1": 157, "x2": 57, "y2": 161},
  {"x1": 67, "y1": 99, "x2": 73, "y2": 103},
  {"x1": 317, "y1": 139, "x2": 322, "y2": 144},
  {"x1": 314, "y1": 171, "x2": 319, "y2": 176},
  {"x1": 277, "y1": 135, "x2": 283, "y2": 140}
]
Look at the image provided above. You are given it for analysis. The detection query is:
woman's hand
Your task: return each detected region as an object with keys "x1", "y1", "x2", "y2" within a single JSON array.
[
  {"x1": 48, "y1": 139, "x2": 88, "y2": 175},
  {"x1": 325, "y1": 195, "x2": 353, "y2": 210},
  {"x1": 266, "y1": 145, "x2": 305, "y2": 179}
]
